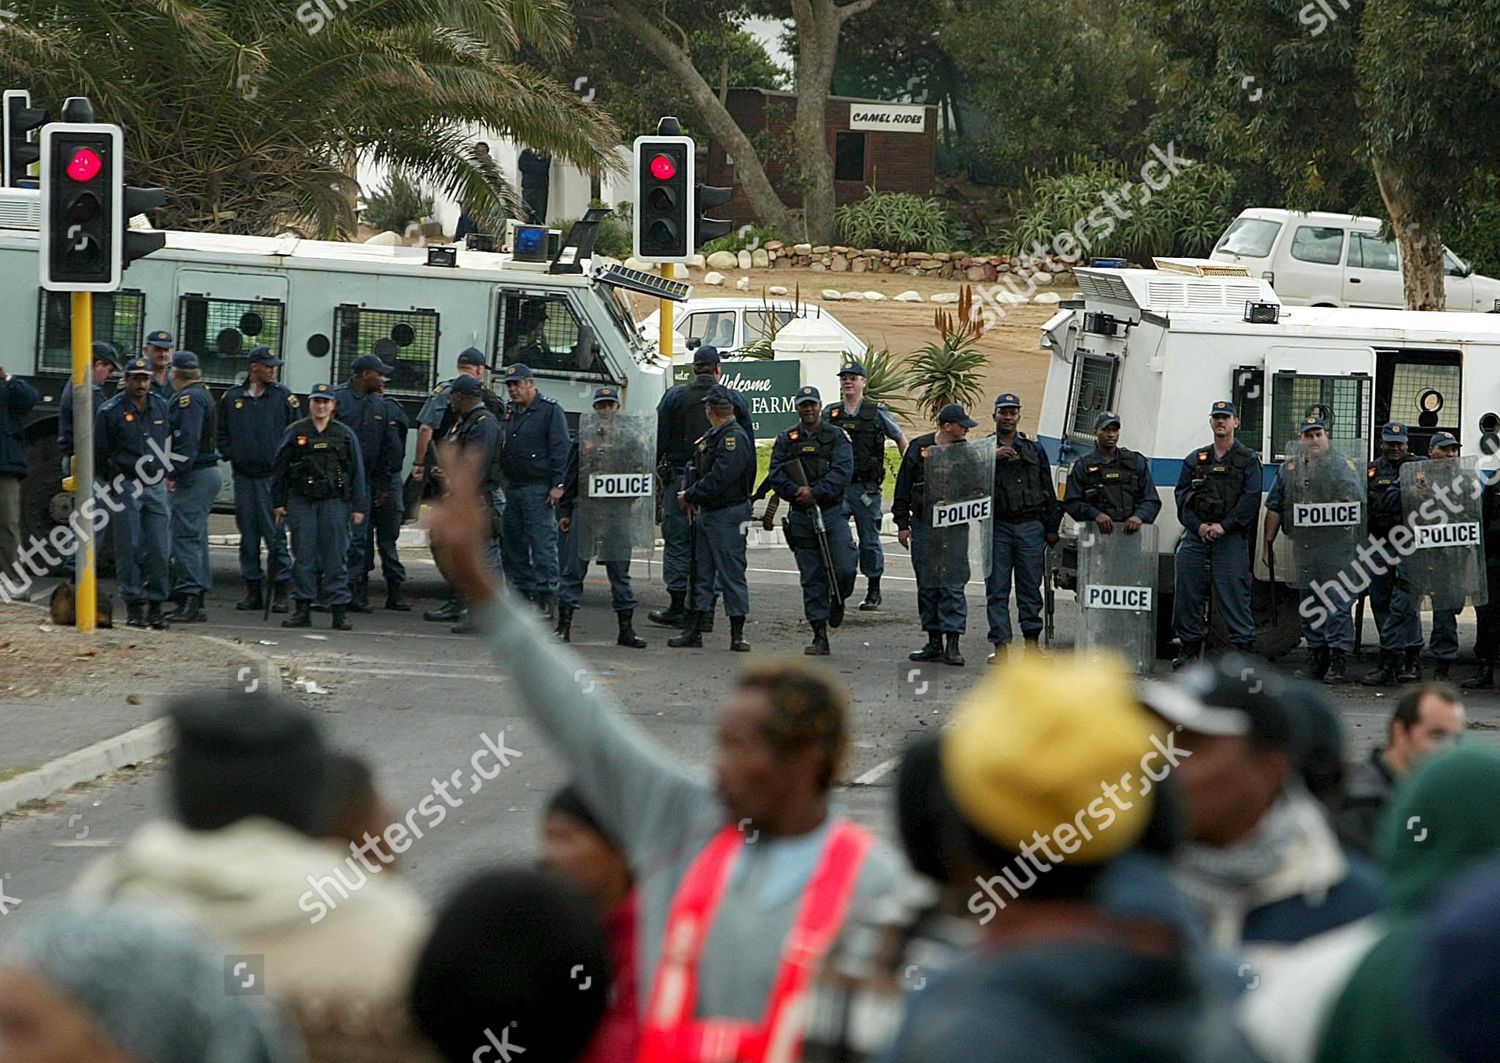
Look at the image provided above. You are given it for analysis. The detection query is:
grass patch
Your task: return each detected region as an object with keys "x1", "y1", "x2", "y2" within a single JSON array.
[
  {"x1": 752, "y1": 439, "x2": 904, "y2": 501},
  {"x1": 0, "y1": 766, "x2": 35, "y2": 783}
]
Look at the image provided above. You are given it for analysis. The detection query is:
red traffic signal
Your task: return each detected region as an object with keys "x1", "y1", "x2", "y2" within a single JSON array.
[
  {"x1": 66, "y1": 147, "x2": 102, "y2": 181},
  {"x1": 632, "y1": 134, "x2": 693, "y2": 263},
  {"x1": 649, "y1": 153, "x2": 677, "y2": 181}
]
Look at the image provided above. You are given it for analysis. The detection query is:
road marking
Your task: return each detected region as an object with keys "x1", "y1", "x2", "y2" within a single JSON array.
[{"x1": 851, "y1": 756, "x2": 899, "y2": 786}]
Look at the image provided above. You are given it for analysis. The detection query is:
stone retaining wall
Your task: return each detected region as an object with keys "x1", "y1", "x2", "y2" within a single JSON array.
[{"x1": 698, "y1": 242, "x2": 1077, "y2": 283}]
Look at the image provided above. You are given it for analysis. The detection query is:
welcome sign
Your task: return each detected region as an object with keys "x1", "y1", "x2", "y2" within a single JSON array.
[{"x1": 671, "y1": 360, "x2": 802, "y2": 436}]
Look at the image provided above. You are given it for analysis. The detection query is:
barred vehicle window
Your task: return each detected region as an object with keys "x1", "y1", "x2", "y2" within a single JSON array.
[
  {"x1": 1067, "y1": 355, "x2": 1117, "y2": 439},
  {"x1": 35, "y1": 289, "x2": 145, "y2": 374},
  {"x1": 177, "y1": 296, "x2": 286, "y2": 386},
  {"x1": 1233, "y1": 366, "x2": 1265, "y2": 457},
  {"x1": 1270, "y1": 372, "x2": 1370, "y2": 462},
  {"x1": 494, "y1": 293, "x2": 610, "y2": 380},
  {"x1": 332, "y1": 305, "x2": 439, "y2": 398}
]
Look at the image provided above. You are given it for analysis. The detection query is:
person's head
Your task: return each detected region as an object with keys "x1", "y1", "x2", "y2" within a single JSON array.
[
  {"x1": 307, "y1": 382, "x2": 336, "y2": 423},
  {"x1": 473, "y1": 141, "x2": 491, "y2": 159},
  {"x1": 692, "y1": 345, "x2": 722, "y2": 379},
  {"x1": 794, "y1": 387, "x2": 821, "y2": 428},
  {"x1": 0, "y1": 905, "x2": 296, "y2": 1063},
  {"x1": 323, "y1": 752, "x2": 399, "y2": 869},
  {"x1": 1209, "y1": 400, "x2": 1239, "y2": 443},
  {"x1": 1139, "y1": 653, "x2": 1296, "y2": 848},
  {"x1": 122, "y1": 359, "x2": 152, "y2": 401},
  {"x1": 591, "y1": 386, "x2": 620, "y2": 418},
  {"x1": 89, "y1": 343, "x2": 120, "y2": 385},
  {"x1": 169, "y1": 689, "x2": 334, "y2": 836},
  {"x1": 449, "y1": 373, "x2": 484, "y2": 416},
  {"x1": 410, "y1": 869, "x2": 609, "y2": 1063},
  {"x1": 936, "y1": 403, "x2": 976, "y2": 443},
  {"x1": 992, "y1": 393, "x2": 1021, "y2": 434},
  {"x1": 503, "y1": 363, "x2": 536, "y2": 406},
  {"x1": 456, "y1": 347, "x2": 487, "y2": 380},
  {"x1": 540, "y1": 786, "x2": 632, "y2": 913},
  {"x1": 1387, "y1": 682, "x2": 1466, "y2": 776},
  {"x1": 247, "y1": 346, "x2": 281, "y2": 384},
  {"x1": 838, "y1": 362, "x2": 866, "y2": 401},
  {"x1": 714, "y1": 662, "x2": 849, "y2": 835},
  {"x1": 1430, "y1": 431, "x2": 1461, "y2": 460},
  {"x1": 1094, "y1": 410, "x2": 1121, "y2": 450},
  {"x1": 351, "y1": 352, "x2": 393, "y2": 393},
  {"x1": 169, "y1": 351, "x2": 202, "y2": 392},
  {"x1": 143, "y1": 329, "x2": 173, "y2": 370},
  {"x1": 1298, "y1": 417, "x2": 1329, "y2": 457},
  {"x1": 703, "y1": 385, "x2": 736, "y2": 428},
  {"x1": 1382, "y1": 421, "x2": 1410, "y2": 460}
]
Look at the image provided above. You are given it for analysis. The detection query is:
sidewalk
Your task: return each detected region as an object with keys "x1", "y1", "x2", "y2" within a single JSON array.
[{"x1": 0, "y1": 602, "x2": 282, "y2": 816}]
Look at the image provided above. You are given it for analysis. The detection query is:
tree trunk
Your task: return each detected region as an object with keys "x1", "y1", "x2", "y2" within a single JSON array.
[
  {"x1": 791, "y1": 0, "x2": 840, "y2": 245},
  {"x1": 1374, "y1": 156, "x2": 1447, "y2": 311},
  {"x1": 590, "y1": 2, "x2": 795, "y2": 237}
]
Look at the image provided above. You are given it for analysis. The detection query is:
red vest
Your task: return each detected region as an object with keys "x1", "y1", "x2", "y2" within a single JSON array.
[{"x1": 638, "y1": 819, "x2": 873, "y2": 1063}]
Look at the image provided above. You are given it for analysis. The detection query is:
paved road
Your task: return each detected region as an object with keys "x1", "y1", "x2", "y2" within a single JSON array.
[{"x1": 3, "y1": 535, "x2": 1499, "y2": 941}]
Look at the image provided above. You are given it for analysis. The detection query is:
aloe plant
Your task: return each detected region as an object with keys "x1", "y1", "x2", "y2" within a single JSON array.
[{"x1": 904, "y1": 286, "x2": 989, "y2": 422}]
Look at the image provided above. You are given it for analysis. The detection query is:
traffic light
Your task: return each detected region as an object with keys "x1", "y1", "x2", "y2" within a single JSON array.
[
  {"x1": 632, "y1": 133, "x2": 693, "y2": 263},
  {"x1": 39, "y1": 122, "x2": 166, "y2": 292},
  {"x1": 3, "y1": 90, "x2": 47, "y2": 187},
  {"x1": 694, "y1": 184, "x2": 733, "y2": 251}
]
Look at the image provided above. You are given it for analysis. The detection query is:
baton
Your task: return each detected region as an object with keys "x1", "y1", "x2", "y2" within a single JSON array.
[
  {"x1": 264, "y1": 514, "x2": 283, "y2": 623},
  {"x1": 788, "y1": 459, "x2": 845, "y2": 628},
  {"x1": 1044, "y1": 542, "x2": 1056, "y2": 647}
]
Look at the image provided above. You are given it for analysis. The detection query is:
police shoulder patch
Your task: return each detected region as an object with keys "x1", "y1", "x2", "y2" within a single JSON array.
[
  {"x1": 179, "y1": 394, "x2": 192, "y2": 407},
  {"x1": 124, "y1": 412, "x2": 135, "y2": 422},
  {"x1": 725, "y1": 437, "x2": 736, "y2": 450},
  {"x1": 234, "y1": 399, "x2": 244, "y2": 409},
  {"x1": 829, "y1": 409, "x2": 840, "y2": 418},
  {"x1": 1197, "y1": 451, "x2": 1209, "y2": 462},
  {"x1": 288, "y1": 395, "x2": 301, "y2": 408},
  {"x1": 297, "y1": 435, "x2": 308, "y2": 446},
  {"x1": 919, "y1": 446, "x2": 928, "y2": 459},
  {"x1": 788, "y1": 429, "x2": 800, "y2": 441},
  {"x1": 1368, "y1": 466, "x2": 1377, "y2": 478}
]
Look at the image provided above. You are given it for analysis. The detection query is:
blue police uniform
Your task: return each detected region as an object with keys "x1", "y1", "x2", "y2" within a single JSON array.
[
  {"x1": 1365, "y1": 441, "x2": 1424, "y2": 671},
  {"x1": 165, "y1": 375, "x2": 222, "y2": 612},
  {"x1": 1425, "y1": 435, "x2": 1466, "y2": 673},
  {"x1": 333, "y1": 379, "x2": 406, "y2": 606},
  {"x1": 673, "y1": 391, "x2": 754, "y2": 649},
  {"x1": 823, "y1": 390, "x2": 902, "y2": 597},
  {"x1": 1265, "y1": 447, "x2": 1358, "y2": 656},
  {"x1": 986, "y1": 412, "x2": 1062, "y2": 649},
  {"x1": 498, "y1": 369, "x2": 570, "y2": 604},
  {"x1": 272, "y1": 406, "x2": 367, "y2": 625},
  {"x1": 451, "y1": 397, "x2": 505, "y2": 580},
  {"x1": 145, "y1": 330, "x2": 174, "y2": 403},
  {"x1": 557, "y1": 417, "x2": 641, "y2": 627},
  {"x1": 217, "y1": 370, "x2": 299, "y2": 599},
  {"x1": 1172, "y1": 412, "x2": 1263, "y2": 654},
  {"x1": 95, "y1": 384, "x2": 172, "y2": 620},
  {"x1": 770, "y1": 394, "x2": 857, "y2": 638},
  {"x1": 892, "y1": 432, "x2": 968, "y2": 638},
  {"x1": 57, "y1": 379, "x2": 109, "y2": 454},
  {"x1": 1, "y1": 373, "x2": 39, "y2": 576},
  {"x1": 652, "y1": 352, "x2": 754, "y2": 621},
  {"x1": 1062, "y1": 448, "x2": 1161, "y2": 526}
]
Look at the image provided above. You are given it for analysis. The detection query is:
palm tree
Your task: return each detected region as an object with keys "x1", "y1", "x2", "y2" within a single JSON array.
[{"x1": 0, "y1": 0, "x2": 620, "y2": 236}]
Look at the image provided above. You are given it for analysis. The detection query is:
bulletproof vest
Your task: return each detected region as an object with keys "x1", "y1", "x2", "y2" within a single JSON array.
[
  {"x1": 1078, "y1": 448, "x2": 1141, "y2": 521},
  {"x1": 692, "y1": 425, "x2": 752, "y2": 504},
  {"x1": 288, "y1": 421, "x2": 353, "y2": 501},
  {"x1": 1190, "y1": 442, "x2": 1253, "y2": 523},
  {"x1": 830, "y1": 402, "x2": 885, "y2": 484},
  {"x1": 436, "y1": 381, "x2": 504, "y2": 438},
  {"x1": 185, "y1": 386, "x2": 218, "y2": 466},
  {"x1": 908, "y1": 434, "x2": 934, "y2": 519},
  {"x1": 993, "y1": 437, "x2": 1049, "y2": 518},
  {"x1": 783, "y1": 423, "x2": 840, "y2": 490},
  {"x1": 1367, "y1": 455, "x2": 1414, "y2": 536},
  {"x1": 668, "y1": 376, "x2": 716, "y2": 462}
]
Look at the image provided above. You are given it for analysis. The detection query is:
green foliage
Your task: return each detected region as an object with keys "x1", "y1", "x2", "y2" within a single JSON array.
[
  {"x1": 1448, "y1": 172, "x2": 1500, "y2": 277},
  {"x1": 1000, "y1": 155, "x2": 1238, "y2": 260},
  {"x1": 904, "y1": 287, "x2": 989, "y2": 421},
  {"x1": 362, "y1": 171, "x2": 434, "y2": 234},
  {"x1": 554, "y1": 208, "x2": 633, "y2": 259},
  {"x1": 837, "y1": 190, "x2": 953, "y2": 252},
  {"x1": 701, "y1": 225, "x2": 785, "y2": 255},
  {"x1": 850, "y1": 347, "x2": 913, "y2": 422}
]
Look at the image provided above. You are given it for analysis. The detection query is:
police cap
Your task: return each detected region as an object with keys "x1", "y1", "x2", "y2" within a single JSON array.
[
  {"x1": 1299, "y1": 414, "x2": 1326, "y2": 434},
  {"x1": 937, "y1": 403, "x2": 978, "y2": 428},
  {"x1": 504, "y1": 363, "x2": 534, "y2": 381},
  {"x1": 171, "y1": 351, "x2": 200, "y2": 371},
  {"x1": 1430, "y1": 431, "x2": 1460, "y2": 451},
  {"x1": 247, "y1": 346, "x2": 283, "y2": 367},
  {"x1": 794, "y1": 385, "x2": 821, "y2": 407},
  {"x1": 1382, "y1": 421, "x2": 1410, "y2": 443},
  {"x1": 308, "y1": 382, "x2": 336, "y2": 400},
  {"x1": 91, "y1": 342, "x2": 121, "y2": 369},
  {"x1": 145, "y1": 329, "x2": 174, "y2": 348},
  {"x1": 692, "y1": 345, "x2": 721, "y2": 367},
  {"x1": 993, "y1": 393, "x2": 1022, "y2": 410},
  {"x1": 592, "y1": 385, "x2": 621, "y2": 406},
  {"x1": 837, "y1": 361, "x2": 867, "y2": 378},
  {"x1": 124, "y1": 357, "x2": 152, "y2": 377},
  {"x1": 449, "y1": 375, "x2": 483, "y2": 397},
  {"x1": 457, "y1": 347, "x2": 487, "y2": 367},
  {"x1": 352, "y1": 352, "x2": 395, "y2": 376},
  {"x1": 1094, "y1": 410, "x2": 1122, "y2": 430},
  {"x1": 1210, "y1": 400, "x2": 1238, "y2": 417},
  {"x1": 703, "y1": 383, "x2": 736, "y2": 409}
]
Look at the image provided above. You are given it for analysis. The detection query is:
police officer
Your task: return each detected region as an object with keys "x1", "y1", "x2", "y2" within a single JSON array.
[
  {"x1": 143, "y1": 329, "x2": 175, "y2": 401},
  {"x1": 443, "y1": 374, "x2": 504, "y2": 634},
  {"x1": 58, "y1": 342, "x2": 120, "y2": 459},
  {"x1": 1063, "y1": 411, "x2": 1160, "y2": 534},
  {"x1": 272, "y1": 382, "x2": 367, "y2": 631},
  {"x1": 498, "y1": 363, "x2": 570, "y2": 617},
  {"x1": 217, "y1": 346, "x2": 299, "y2": 614},
  {"x1": 334, "y1": 352, "x2": 406, "y2": 613},
  {"x1": 0, "y1": 363, "x2": 38, "y2": 577},
  {"x1": 650, "y1": 345, "x2": 753, "y2": 628},
  {"x1": 1262, "y1": 415, "x2": 1360, "y2": 683},
  {"x1": 1426, "y1": 431, "x2": 1464, "y2": 680},
  {"x1": 163, "y1": 352, "x2": 221, "y2": 624},
  {"x1": 893, "y1": 403, "x2": 978, "y2": 667},
  {"x1": 1363, "y1": 421, "x2": 1424, "y2": 686},
  {"x1": 556, "y1": 386, "x2": 647, "y2": 648},
  {"x1": 669, "y1": 384, "x2": 754, "y2": 652},
  {"x1": 1464, "y1": 455, "x2": 1500, "y2": 689},
  {"x1": 986, "y1": 392, "x2": 1062, "y2": 662},
  {"x1": 1172, "y1": 399, "x2": 1263, "y2": 666},
  {"x1": 95, "y1": 358, "x2": 172, "y2": 629},
  {"x1": 771, "y1": 386, "x2": 856, "y2": 655},
  {"x1": 823, "y1": 361, "x2": 906, "y2": 610}
]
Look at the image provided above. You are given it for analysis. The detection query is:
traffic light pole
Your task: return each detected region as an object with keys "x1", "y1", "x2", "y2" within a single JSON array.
[
  {"x1": 70, "y1": 291, "x2": 96, "y2": 632},
  {"x1": 659, "y1": 263, "x2": 674, "y2": 360}
]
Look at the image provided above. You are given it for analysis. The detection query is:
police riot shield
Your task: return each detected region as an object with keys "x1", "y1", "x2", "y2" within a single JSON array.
[
  {"x1": 1276, "y1": 438, "x2": 1368, "y2": 590},
  {"x1": 1077, "y1": 523, "x2": 1158, "y2": 673},
  {"x1": 574, "y1": 411, "x2": 657, "y2": 563},
  {"x1": 920, "y1": 437, "x2": 996, "y2": 584},
  {"x1": 1401, "y1": 455, "x2": 1488, "y2": 610}
]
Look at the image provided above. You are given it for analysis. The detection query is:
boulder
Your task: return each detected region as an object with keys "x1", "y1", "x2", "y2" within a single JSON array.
[
  {"x1": 737, "y1": 250, "x2": 753, "y2": 271},
  {"x1": 793, "y1": 243, "x2": 813, "y2": 255},
  {"x1": 735, "y1": 276, "x2": 751, "y2": 291},
  {"x1": 1033, "y1": 292, "x2": 1062, "y2": 303},
  {"x1": 931, "y1": 291, "x2": 961, "y2": 304},
  {"x1": 705, "y1": 250, "x2": 739, "y2": 270},
  {"x1": 810, "y1": 262, "x2": 827, "y2": 271},
  {"x1": 850, "y1": 257, "x2": 869, "y2": 273},
  {"x1": 821, "y1": 289, "x2": 843, "y2": 301},
  {"x1": 750, "y1": 248, "x2": 770, "y2": 268},
  {"x1": 812, "y1": 245, "x2": 831, "y2": 254},
  {"x1": 831, "y1": 254, "x2": 850, "y2": 272},
  {"x1": 894, "y1": 290, "x2": 923, "y2": 302},
  {"x1": 862, "y1": 291, "x2": 886, "y2": 301},
  {"x1": 703, "y1": 271, "x2": 727, "y2": 286},
  {"x1": 365, "y1": 231, "x2": 404, "y2": 246},
  {"x1": 622, "y1": 257, "x2": 654, "y2": 273},
  {"x1": 688, "y1": 253, "x2": 707, "y2": 269},
  {"x1": 765, "y1": 240, "x2": 785, "y2": 251},
  {"x1": 768, "y1": 285, "x2": 789, "y2": 296}
]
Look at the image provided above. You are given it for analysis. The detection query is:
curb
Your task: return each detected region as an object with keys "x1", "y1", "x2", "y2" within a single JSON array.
[{"x1": 0, "y1": 629, "x2": 284, "y2": 818}]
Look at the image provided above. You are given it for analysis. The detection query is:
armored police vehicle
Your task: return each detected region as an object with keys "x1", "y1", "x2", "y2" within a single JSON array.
[
  {"x1": 0, "y1": 187, "x2": 681, "y2": 551},
  {"x1": 1037, "y1": 261, "x2": 1500, "y2": 657}
]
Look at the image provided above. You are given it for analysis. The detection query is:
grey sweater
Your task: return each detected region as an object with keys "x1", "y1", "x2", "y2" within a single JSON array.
[{"x1": 478, "y1": 598, "x2": 904, "y2": 1021}]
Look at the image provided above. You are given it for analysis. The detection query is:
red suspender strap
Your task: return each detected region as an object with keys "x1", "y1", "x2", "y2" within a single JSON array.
[{"x1": 638, "y1": 819, "x2": 874, "y2": 1063}]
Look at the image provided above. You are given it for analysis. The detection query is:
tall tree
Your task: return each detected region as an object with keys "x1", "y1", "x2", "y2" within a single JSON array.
[
  {"x1": 576, "y1": 0, "x2": 885, "y2": 243},
  {"x1": 0, "y1": 0, "x2": 620, "y2": 236}
]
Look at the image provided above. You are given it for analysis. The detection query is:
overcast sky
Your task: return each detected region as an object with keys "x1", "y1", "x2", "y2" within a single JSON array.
[{"x1": 741, "y1": 15, "x2": 794, "y2": 76}]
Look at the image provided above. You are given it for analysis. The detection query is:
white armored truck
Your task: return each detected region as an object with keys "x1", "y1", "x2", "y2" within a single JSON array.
[{"x1": 1037, "y1": 261, "x2": 1500, "y2": 657}]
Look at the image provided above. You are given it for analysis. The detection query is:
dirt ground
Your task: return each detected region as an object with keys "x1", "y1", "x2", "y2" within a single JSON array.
[{"x1": 626, "y1": 267, "x2": 1074, "y2": 435}]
